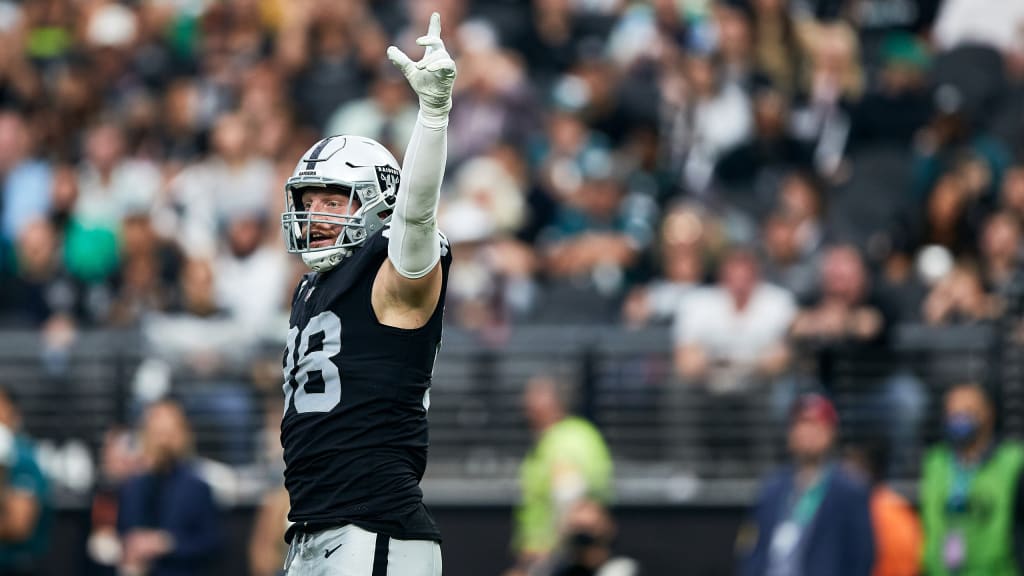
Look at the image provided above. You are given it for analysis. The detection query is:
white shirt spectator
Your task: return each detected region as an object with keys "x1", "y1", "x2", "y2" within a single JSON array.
[
  {"x1": 214, "y1": 245, "x2": 288, "y2": 336},
  {"x1": 674, "y1": 283, "x2": 796, "y2": 391},
  {"x1": 76, "y1": 160, "x2": 162, "y2": 227},
  {"x1": 933, "y1": 0, "x2": 1024, "y2": 56}
]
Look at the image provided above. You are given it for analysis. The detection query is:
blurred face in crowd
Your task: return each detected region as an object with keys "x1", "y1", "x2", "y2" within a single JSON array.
[
  {"x1": 213, "y1": 113, "x2": 248, "y2": 163},
  {"x1": 165, "y1": 79, "x2": 199, "y2": 135},
  {"x1": 548, "y1": 112, "x2": 587, "y2": 157},
  {"x1": 227, "y1": 215, "x2": 266, "y2": 258},
  {"x1": 16, "y1": 219, "x2": 58, "y2": 279},
  {"x1": 51, "y1": 164, "x2": 79, "y2": 217},
  {"x1": 661, "y1": 209, "x2": 705, "y2": 282},
  {"x1": 562, "y1": 500, "x2": 616, "y2": 569},
  {"x1": 0, "y1": 390, "x2": 20, "y2": 431},
  {"x1": 685, "y1": 55, "x2": 717, "y2": 97},
  {"x1": 721, "y1": 252, "x2": 759, "y2": 307},
  {"x1": 101, "y1": 427, "x2": 139, "y2": 483},
  {"x1": 789, "y1": 411, "x2": 835, "y2": 464},
  {"x1": 712, "y1": 4, "x2": 752, "y2": 63},
  {"x1": 928, "y1": 175, "x2": 965, "y2": 232},
  {"x1": 0, "y1": 112, "x2": 28, "y2": 171},
  {"x1": 1002, "y1": 167, "x2": 1024, "y2": 218},
  {"x1": 141, "y1": 402, "x2": 192, "y2": 470},
  {"x1": 980, "y1": 212, "x2": 1021, "y2": 266},
  {"x1": 763, "y1": 213, "x2": 799, "y2": 263},
  {"x1": 523, "y1": 376, "x2": 565, "y2": 433},
  {"x1": 822, "y1": 246, "x2": 867, "y2": 305},
  {"x1": 181, "y1": 259, "x2": 218, "y2": 316},
  {"x1": 754, "y1": 89, "x2": 788, "y2": 137},
  {"x1": 578, "y1": 179, "x2": 622, "y2": 221},
  {"x1": 944, "y1": 384, "x2": 993, "y2": 453},
  {"x1": 86, "y1": 124, "x2": 126, "y2": 173},
  {"x1": 779, "y1": 174, "x2": 821, "y2": 222}
]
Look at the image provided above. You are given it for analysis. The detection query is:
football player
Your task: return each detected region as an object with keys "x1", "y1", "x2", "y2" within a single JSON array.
[{"x1": 278, "y1": 13, "x2": 455, "y2": 576}]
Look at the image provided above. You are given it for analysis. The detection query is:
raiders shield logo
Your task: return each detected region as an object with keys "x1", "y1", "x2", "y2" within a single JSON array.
[{"x1": 375, "y1": 165, "x2": 401, "y2": 201}]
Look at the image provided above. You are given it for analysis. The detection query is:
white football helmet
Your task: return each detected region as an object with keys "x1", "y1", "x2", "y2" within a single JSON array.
[{"x1": 281, "y1": 135, "x2": 401, "y2": 271}]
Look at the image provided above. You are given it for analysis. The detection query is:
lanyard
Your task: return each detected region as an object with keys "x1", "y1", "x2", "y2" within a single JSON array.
[
  {"x1": 948, "y1": 458, "x2": 979, "y2": 513},
  {"x1": 789, "y1": 466, "x2": 832, "y2": 527}
]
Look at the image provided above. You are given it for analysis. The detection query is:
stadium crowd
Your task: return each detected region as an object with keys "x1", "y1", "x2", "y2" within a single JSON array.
[{"x1": 0, "y1": 0, "x2": 1023, "y2": 574}]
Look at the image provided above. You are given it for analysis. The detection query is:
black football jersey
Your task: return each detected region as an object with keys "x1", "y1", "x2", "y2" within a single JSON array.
[{"x1": 280, "y1": 228, "x2": 450, "y2": 542}]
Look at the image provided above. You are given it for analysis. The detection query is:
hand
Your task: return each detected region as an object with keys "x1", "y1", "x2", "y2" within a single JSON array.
[
  {"x1": 387, "y1": 12, "x2": 457, "y2": 119},
  {"x1": 124, "y1": 529, "x2": 173, "y2": 564}
]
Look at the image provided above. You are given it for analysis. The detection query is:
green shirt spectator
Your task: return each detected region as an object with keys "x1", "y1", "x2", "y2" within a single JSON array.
[
  {"x1": 921, "y1": 383, "x2": 1024, "y2": 576},
  {"x1": 515, "y1": 377, "x2": 613, "y2": 560}
]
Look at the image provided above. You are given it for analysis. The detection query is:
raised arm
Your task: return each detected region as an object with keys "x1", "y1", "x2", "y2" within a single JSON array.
[{"x1": 372, "y1": 13, "x2": 455, "y2": 324}]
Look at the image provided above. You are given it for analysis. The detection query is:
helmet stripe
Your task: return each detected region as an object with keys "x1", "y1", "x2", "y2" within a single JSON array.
[{"x1": 304, "y1": 136, "x2": 338, "y2": 170}]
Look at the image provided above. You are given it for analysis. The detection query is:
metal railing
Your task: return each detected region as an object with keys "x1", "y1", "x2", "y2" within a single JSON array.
[{"x1": 0, "y1": 322, "x2": 1017, "y2": 506}]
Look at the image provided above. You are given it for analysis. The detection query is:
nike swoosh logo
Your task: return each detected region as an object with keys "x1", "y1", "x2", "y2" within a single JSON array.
[{"x1": 324, "y1": 543, "x2": 343, "y2": 558}]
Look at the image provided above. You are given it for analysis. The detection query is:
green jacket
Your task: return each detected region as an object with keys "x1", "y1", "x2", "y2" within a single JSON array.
[
  {"x1": 921, "y1": 441, "x2": 1024, "y2": 576},
  {"x1": 515, "y1": 417, "x2": 613, "y2": 555}
]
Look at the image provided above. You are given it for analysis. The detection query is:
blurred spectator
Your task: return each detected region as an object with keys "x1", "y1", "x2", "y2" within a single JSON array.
[
  {"x1": 918, "y1": 174, "x2": 977, "y2": 257},
  {"x1": 923, "y1": 265, "x2": 1000, "y2": 326},
  {"x1": 791, "y1": 21, "x2": 864, "y2": 177},
  {"x1": 169, "y1": 113, "x2": 275, "y2": 258},
  {"x1": 0, "y1": 218, "x2": 81, "y2": 327},
  {"x1": 911, "y1": 83, "x2": 1011, "y2": 207},
  {"x1": 715, "y1": 81, "x2": 813, "y2": 211},
  {"x1": 920, "y1": 383, "x2": 1024, "y2": 576},
  {"x1": 109, "y1": 212, "x2": 183, "y2": 327},
  {"x1": 448, "y1": 37, "x2": 533, "y2": 167},
  {"x1": 932, "y1": 0, "x2": 1024, "y2": 57},
  {"x1": 0, "y1": 387, "x2": 51, "y2": 576},
  {"x1": 441, "y1": 201, "x2": 537, "y2": 334},
  {"x1": 86, "y1": 427, "x2": 140, "y2": 576},
  {"x1": 759, "y1": 210, "x2": 820, "y2": 304},
  {"x1": 674, "y1": 249, "x2": 796, "y2": 470},
  {"x1": 979, "y1": 212, "x2": 1024, "y2": 312},
  {"x1": 751, "y1": 0, "x2": 806, "y2": 97},
  {"x1": 538, "y1": 164, "x2": 656, "y2": 322},
  {"x1": 528, "y1": 500, "x2": 639, "y2": 576},
  {"x1": 76, "y1": 121, "x2": 162, "y2": 232},
  {"x1": 848, "y1": 33, "x2": 931, "y2": 150},
  {"x1": 1001, "y1": 166, "x2": 1024, "y2": 226},
  {"x1": 0, "y1": 110, "x2": 51, "y2": 246},
  {"x1": 674, "y1": 249, "x2": 795, "y2": 390},
  {"x1": 515, "y1": 376, "x2": 613, "y2": 569},
  {"x1": 844, "y1": 441, "x2": 923, "y2": 576},
  {"x1": 659, "y1": 48, "x2": 752, "y2": 194},
  {"x1": 737, "y1": 393, "x2": 874, "y2": 576},
  {"x1": 324, "y1": 65, "x2": 417, "y2": 155},
  {"x1": 713, "y1": 0, "x2": 756, "y2": 89},
  {"x1": 776, "y1": 171, "x2": 825, "y2": 257},
  {"x1": 623, "y1": 204, "x2": 712, "y2": 327},
  {"x1": 214, "y1": 211, "x2": 287, "y2": 333},
  {"x1": 118, "y1": 399, "x2": 221, "y2": 576},
  {"x1": 791, "y1": 245, "x2": 926, "y2": 472},
  {"x1": 248, "y1": 486, "x2": 289, "y2": 576},
  {"x1": 790, "y1": 245, "x2": 883, "y2": 345}
]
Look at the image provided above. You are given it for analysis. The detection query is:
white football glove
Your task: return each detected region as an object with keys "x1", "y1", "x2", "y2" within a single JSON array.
[{"x1": 387, "y1": 12, "x2": 457, "y2": 123}]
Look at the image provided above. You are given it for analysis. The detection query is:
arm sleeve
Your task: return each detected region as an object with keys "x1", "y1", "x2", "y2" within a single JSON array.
[{"x1": 387, "y1": 111, "x2": 447, "y2": 279}]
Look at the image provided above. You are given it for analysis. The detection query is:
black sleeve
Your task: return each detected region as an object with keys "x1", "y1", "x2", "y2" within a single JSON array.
[{"x1": 1015, "y1": 467, "x2": 1024, "y2": 571}]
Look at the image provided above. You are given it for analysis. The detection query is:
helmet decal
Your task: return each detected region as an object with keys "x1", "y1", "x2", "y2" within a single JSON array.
[{"x1": 375, "y1": 164, "x2": 400, "y2": 199}]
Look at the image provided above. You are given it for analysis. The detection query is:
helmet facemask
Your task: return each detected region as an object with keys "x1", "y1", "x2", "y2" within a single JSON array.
[{"x1": 281, "y1": 136, "x2": 401, "y2": 272}]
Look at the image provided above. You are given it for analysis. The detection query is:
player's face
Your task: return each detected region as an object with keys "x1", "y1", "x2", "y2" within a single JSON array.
[{"x1": 301, "y1": 189, "x2": 362, "y2": 249}]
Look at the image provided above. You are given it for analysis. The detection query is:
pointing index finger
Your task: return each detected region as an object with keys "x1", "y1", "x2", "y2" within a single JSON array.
[{"x1": 427, "y1": 12, "x2": 441, "y2": 39}]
